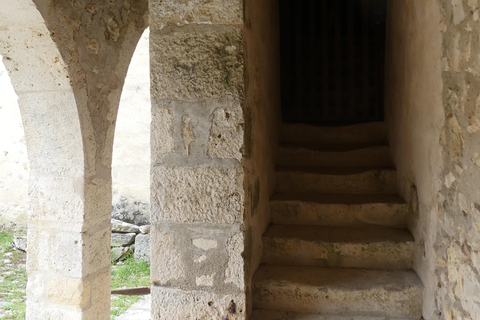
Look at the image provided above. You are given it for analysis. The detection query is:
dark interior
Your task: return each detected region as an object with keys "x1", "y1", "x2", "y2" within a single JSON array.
[{"x1": 280, "y1": 0, "x2": 387, "y2": 125}]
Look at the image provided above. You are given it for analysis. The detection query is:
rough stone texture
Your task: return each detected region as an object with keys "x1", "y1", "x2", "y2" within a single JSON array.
[
  {"x1": 112, "y1": 196, "x2": 150, "y2": 226},
  {"x1": 261, "y1": 225, "x2": 414, "y2": 270},
  {"x1": 270, "y1": 194, "x2": 408, "y2": 228},
  {"x1": 47, "y1": 277, "x2": 90, "y2": 308},
  {"x1": 150, "y1": 26, "x2": 244, "y2": 100},
  {"x1": 385, "y1": 0, "x2": 480, "y2": 319},
  {"x1": 150, "y1": 230, "x2": 185, "y2": 285},
  {"x1": 151, "y1": 286, "x2": 246, "y2": 320},
  {"x1": 134, "y1": 233, "x2": 150, "y2": 263},
  {"x1": 149, "y1": 0, "x2": 243, "y2": 29},
  {"x1": 111, "y1": 233, "x2": 136, "y2": 247},
  {"x1": 111, "y1": 219, "x2": 140, "y2": 233},
  {"x1": 13, "y1": 235, "x2": 27, "y2": 252},
  {"x1": 151, "y1": 165, "x2": 244, "y2": 224},
  {"x1": 253, "y1": 265, "x2": 423, "y2": 318},
  {"x1": 434, "y1": 1, "x2": 480, "y2": 319},
  {"x1": 150, "y1": 223, "x2": 244, "y2": 291},
  {"x1": 207, "y1": 105, "x2": 244, "y2": 161},
  {"x1": 139, "y1": 225, "x2": 151, "y2": 234},
  {"x1": 112, "y1": 246, "x2": 133, "y2": 262}
]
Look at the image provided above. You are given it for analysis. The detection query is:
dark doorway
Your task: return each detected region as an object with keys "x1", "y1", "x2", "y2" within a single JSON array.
[{"x1": 280, "y1": 0, "x2": 387, "y2": 125}]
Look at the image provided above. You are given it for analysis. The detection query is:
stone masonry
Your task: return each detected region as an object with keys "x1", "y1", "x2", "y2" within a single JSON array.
[
  {"x1": 149, "y1": 0, "x2": 247, "y2": 318},
  {"x1": 1, "y1": 0, "x2": 480, "y2": 319}
]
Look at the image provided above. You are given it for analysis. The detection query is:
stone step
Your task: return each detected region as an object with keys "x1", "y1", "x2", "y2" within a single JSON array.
[
  {"x1": 281, "y1": 122, "x2": 387, "y2": 145},
  {"x1": 251, "y1": 309, "x2": 415, "y2": 320},
  {"x1": 262, "y1": 225, "x2": 414, "y2": 270},
  {"x1": 252, "y1": 265, "x2": 423, "y2": 319},
  {"x1": 277, "y1": 144, "x2": 392, "y2": 167},
  {"x1": 275, "y1": 167, "x2": 397, "y2": 194},
  {"x1": 270, "y1": 194, "x2": 407, "y2": 228}
]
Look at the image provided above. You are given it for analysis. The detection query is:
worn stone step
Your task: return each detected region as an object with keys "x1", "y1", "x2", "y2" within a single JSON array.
[
  {"x1": 270, "y1": 194, "x2": 407, "y2": 228},
  {"x1": 275, "y1": 167, "x2": 397, "y2": 194},
  {"x1": 251, "y1": 309, "x2": 416, "y2": 320},
  {"x1": 253, "y1": 265, "x2": 423, "y2": 319},
  {"x1": 277, "y1": 144, "x2": 392, "y2": 167},
  {"x1": 281, "y1": 122, "x2": 387, "y2": 145},
  {"x1": 262, "y1": 225, "x2": 414, "y2": 270}
]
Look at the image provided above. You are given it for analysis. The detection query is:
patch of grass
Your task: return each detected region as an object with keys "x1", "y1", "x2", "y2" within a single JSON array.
[
  {"x1": 0, "y1": 231, "x2": 27, "y2": 320},
  {"x1": 110, "y1": 254, "x2": 150, "y2": 319}
]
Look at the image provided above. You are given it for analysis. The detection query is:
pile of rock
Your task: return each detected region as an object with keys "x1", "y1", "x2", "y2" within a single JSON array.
[{"x1": 111, "y1": 219, "x2": 151, "y2": 264}]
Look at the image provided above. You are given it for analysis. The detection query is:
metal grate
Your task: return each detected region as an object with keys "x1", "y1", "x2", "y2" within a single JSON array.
[{"x1": 280, "y1": 0, "x2": 387, "y2": 125}]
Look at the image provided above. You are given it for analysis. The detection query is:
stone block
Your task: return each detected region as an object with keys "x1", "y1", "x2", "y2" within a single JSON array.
[
  {"x1": 134, "y1": 233, "x2": 151, "y2": 263},
  {"x1": 111, "y1": 219, "x2": 140, "y2": 233},
  {"x1": 0, "y1": 26, "x2": 71, "y2": 92},
  {"x1": 13, "y1": 235, "x2": 27, "y2": 252},
  {"x1": 84, "y1": 227, "x2": 111, "y2": 276},
  {"x1": 84, "y1": 271, "x2": 111, "y2": 319},
  {"x1": 207, "y1": 105, "x2": 244, "y2": 160},
  {"x1": 50, "y1": 232, "x2": 83, "y2": 277},
  {"x1": 111, "y1": 232, "x2": 136, "y2": 247},
  {"x1": 47, "y1": 277, "x2": 90, "y2": 308},
  {"x1": 112, "y1": 246, "x2": 133, "y2": 262},
  {"x1": 139, "y1": 225, "x2": 151, "y2": 234},
  {"x1": 25, "y1": 305, "x2": 83, "y2": 320},
  {"x1": 151, "y1": 107, "x2": 175, "y2": 160},
  {"x1": 151, "y1": 286, "x2": 246, "y2": 319},
  {"x1": 151, "y1": 165, "x2": 244, "y2": 224},
  {"x1": 225, "y1": 232, "x2": 245, "y2": 290},
  {"x1": 151, "y1": 27, "x2": 244, "y2": 100},
  {"x1": 26, "y1": 228, "x2": 50, "y2": 272},
  {"x1": 28, "y1": 175, "x2": 84, "y2": 224},
  {"x1": 149, "y1": 0, "x2": 243, "y2": 29},
  {"x1": 19, "y1": 92, "x2": 83, "y2": 177},
  {"x1": 151, "y1": 231, "x2": 185, "y2": 284}
]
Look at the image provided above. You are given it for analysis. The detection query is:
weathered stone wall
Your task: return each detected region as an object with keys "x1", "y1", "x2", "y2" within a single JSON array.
[
  {"x1": 243, "y1": 0, "x2": 281, "y2": 313},
  {"x1": 386, "y1": 0, "x2": 480, "y2": 319},
  {"x1": 149, "y1": 0, "x2": 248, "y2": 318},
  {"x1": 384, "y1": 0, "x2": 444, "y2": 317},
  {"x1": 434, "y1": 0, "x2": 480, "y2": 318}
]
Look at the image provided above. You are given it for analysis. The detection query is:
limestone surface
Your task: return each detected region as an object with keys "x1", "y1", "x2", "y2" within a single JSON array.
[{"x1": 111, "y1": 233, "x2": 136, "y2": 247}]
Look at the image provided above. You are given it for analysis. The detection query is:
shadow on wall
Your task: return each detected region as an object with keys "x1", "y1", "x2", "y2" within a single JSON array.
[
  {"x1": 0, "y1": 28, "x2": 152, "y2": 231},
  {"x1": 0, "y1": 54, "x2": 29, "y2": 232}
]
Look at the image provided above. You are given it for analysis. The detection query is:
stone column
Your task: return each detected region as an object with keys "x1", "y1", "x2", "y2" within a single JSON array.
[{"x1": 149, "y1": 1, "x2": 247, "y2": 318}]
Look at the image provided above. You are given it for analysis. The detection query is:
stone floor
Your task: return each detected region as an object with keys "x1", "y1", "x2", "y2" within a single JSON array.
[{"x1": 116, "y1": 295, "x2": 151, "y2": 320}]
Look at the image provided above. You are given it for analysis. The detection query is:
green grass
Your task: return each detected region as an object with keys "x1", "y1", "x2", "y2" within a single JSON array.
[
  {"x1": 110, "y1": 254, "x2": 150, "y2": 319},
  {"x1": 0, "y1": 230, "x2": 150, "y2": 320},
  {"x1": 0, "y1": 231, "x2": 27, "y2": 320}
]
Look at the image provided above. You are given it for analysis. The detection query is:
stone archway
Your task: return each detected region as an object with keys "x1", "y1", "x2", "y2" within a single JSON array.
[{"x1": 0, "y1": 0, "x2": 148, "y2": 318}]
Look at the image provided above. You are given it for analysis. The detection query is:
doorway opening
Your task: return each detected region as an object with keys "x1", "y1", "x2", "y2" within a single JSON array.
[{"x1": 280, "y1": 0, "x2": 387, "y2": 125}]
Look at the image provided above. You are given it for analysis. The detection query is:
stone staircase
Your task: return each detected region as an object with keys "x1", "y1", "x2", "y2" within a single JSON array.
[{"x1": 252, "y1": 122, "x2": 423, "y2": 320}]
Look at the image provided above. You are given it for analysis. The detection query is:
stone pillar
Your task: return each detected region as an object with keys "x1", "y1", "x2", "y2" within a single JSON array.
[
  {"x1": 1, "y1": 0, "x2": 147, "y2": 318},
  {"x1": 149, "y1": 1, "x2": 247, "y2": 318}
]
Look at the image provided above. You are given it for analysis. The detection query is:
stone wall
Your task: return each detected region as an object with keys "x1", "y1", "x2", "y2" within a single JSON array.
[
  {"x1": 243, "y1": 0, "x2": 281, "y2": 312},
  {"x1": 148, "y1": 0, "x2": 248, "y2": 318},
  {"x1": 385, "y1": 0, "x2": 480, "y2": 319},
  {"x1": 435, "y1": 0, "x2": 480, "y2": 318}
]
